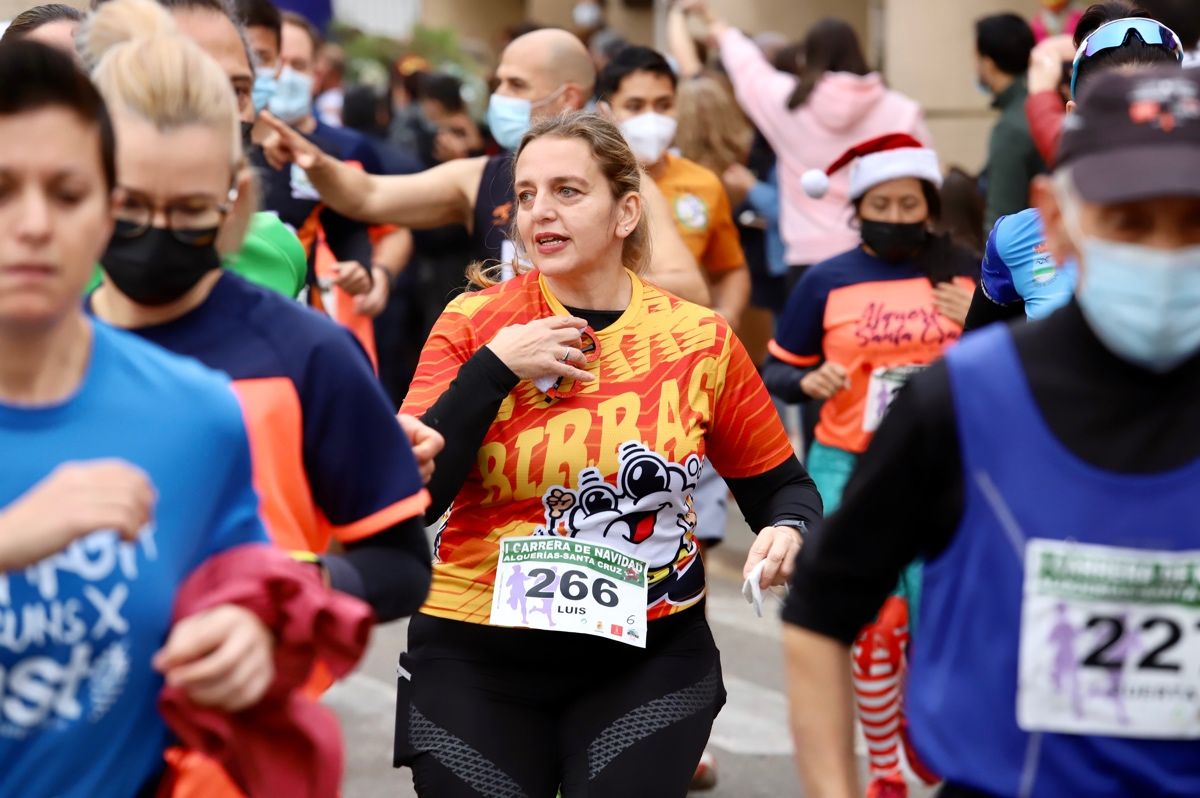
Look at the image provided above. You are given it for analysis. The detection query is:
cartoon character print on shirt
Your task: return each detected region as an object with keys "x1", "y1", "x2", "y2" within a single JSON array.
[
  {"x1": 533, "y1": 442, "x2": 702, "y2": 580},
  {"x1": 0, "y1": 529, "x2": 156, "y2": 738}
]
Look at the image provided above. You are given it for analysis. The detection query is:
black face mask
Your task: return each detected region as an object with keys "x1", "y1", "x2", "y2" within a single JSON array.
[
  {"x1": 241, "y1": 120, "x2": 255, "y2": 153},
  {"x1": 860, "y1": 220, "x2": 928, "y2": 263},
  {"x1": 101, "y1": 221, "x2": 221, "y2": 306}
]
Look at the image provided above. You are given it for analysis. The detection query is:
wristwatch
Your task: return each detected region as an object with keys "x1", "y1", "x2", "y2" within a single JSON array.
[
  {"x1": 771, "y1": 519, "x2": 808, "y2": 537},
  {"x1": 289, "y1": 549, "x2": 330, "y2": 586}
]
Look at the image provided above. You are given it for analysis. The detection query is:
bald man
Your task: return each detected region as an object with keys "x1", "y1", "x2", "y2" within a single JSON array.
[{"x1": 264, "y1": 28, "x2": 709, "y2": 304}]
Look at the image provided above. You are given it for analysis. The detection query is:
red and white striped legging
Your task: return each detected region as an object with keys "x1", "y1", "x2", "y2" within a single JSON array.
[{"x1": 851, "y1": 596, "x2": 938, "y2": 787}]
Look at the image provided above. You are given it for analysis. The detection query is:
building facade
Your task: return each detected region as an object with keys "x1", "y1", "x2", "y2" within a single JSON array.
[{"x1": 2, "y1": 0, "x2": 1043, "y2": 170}]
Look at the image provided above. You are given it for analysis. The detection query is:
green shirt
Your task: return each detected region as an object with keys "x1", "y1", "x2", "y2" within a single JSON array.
[
  {"x1": 86, "y1": 212, "x2": 307, "y2": 299},
  {"x1": 984, "y1": 77, "x2": 1047, "y2": 231}
]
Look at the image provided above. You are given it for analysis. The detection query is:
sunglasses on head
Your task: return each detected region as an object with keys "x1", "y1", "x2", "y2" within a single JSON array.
[{"x1": 1070, "y1": 18, "x2": 1184, "y2": 99}]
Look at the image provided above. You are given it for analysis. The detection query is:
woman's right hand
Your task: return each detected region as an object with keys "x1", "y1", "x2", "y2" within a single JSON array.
[
  {"x1": 0, "y1": 461, "x2": 156, "y2": 570},
  {"x1": 1027, "y1": 34, "x2": 1075, "y2": 94},
  {"x1": 486, "y1": 316, "x2": 597, "y2": 385},
  {"x1": 800, "y1": 362, "x2": 850, "y2": 401},
  {"x1": 260, "y1": 111, "x2": 325, "y2": 173},
  {"x1": 676, "y1": 0, "x2": 711, "y2": 19}
]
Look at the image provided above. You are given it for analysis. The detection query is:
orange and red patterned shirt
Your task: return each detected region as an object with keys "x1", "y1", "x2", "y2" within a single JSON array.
[{"x1": 401, "y1": 270, "x2": 794, "y2": 624}]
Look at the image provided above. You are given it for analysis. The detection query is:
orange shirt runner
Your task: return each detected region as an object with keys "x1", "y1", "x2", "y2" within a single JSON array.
[{"x1": 402, "y1": 270, "x2": 795, "y2": 623}]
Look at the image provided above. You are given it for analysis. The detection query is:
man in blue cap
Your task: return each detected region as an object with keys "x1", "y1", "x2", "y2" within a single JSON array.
[{"x1": 782, "y1": 64, "x2": 1200, "y2": 798}]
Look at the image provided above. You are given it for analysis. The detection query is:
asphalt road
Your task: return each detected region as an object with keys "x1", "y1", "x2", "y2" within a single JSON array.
[{"x1": 324, "y1": 514, "x2": 936, "y2": 797}]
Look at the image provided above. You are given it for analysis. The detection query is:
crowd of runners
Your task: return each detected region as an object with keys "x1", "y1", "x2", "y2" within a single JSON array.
[{"x1": 1, "y1": 0, "x2": 1199, "y2": 795}]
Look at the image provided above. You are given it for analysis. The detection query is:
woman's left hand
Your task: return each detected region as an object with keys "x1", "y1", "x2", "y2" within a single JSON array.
[
  {"x1": 353, "y1": 267, "x2": 391, "y2": 318},
  {"x1": 334, "y1": 260, "x2": 373, "y2": 296},
  {"x1": 934, "y1": 281, "x2": 973, "y2": 327},
  {"x1": 153, "y1": 605, "x2": 274, "y2": 713},
  {"x1": 722, "y1": 163, "x2": 757, "y2": 208},
  {"x1": 743, "y1": 525, "x2": 804, "y2": 589},
  {"x1": 397, "y1": 413, "x2": 444, "y2": 484}
]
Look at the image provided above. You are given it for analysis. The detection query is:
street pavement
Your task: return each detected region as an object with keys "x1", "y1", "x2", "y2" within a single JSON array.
[{"x1": 324, "y1": 513, "x2": 936, "y2": 797}]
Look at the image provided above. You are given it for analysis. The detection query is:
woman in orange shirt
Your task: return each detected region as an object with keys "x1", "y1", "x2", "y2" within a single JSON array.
[{"x1": 395, "y1": 112, "x2": 822, "y2": 796}]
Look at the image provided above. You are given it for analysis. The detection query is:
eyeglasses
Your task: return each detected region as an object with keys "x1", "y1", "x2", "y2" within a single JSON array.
[
  {"x1": 1071, "y1": 18, "x2": 1183, "y2": 99},
  {"x1": 112, "y1": 186, "x2": 239, "y2": 246}
]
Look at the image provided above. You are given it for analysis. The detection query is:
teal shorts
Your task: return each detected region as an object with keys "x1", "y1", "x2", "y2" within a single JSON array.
[{"x1": 807, "y1": 440, "x2": 923, "y2": 638}]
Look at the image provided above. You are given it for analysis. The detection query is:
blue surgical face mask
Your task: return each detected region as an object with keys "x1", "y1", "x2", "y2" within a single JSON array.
[
  {"x1": 252, "y1": 67, "x2": 278, "y2": 114},
  {"x1": 268, "y1": 66, "x2": 314, "y2": 124},
  {"x1": 487, "y1": 86, "x2": 566, "y2": 152},
  {"x1": 1074, "y1": 235, "x2": 1200, "y2": 372},
  {"x1": 487, "y1": 93, "x2": 533, "y2": 152}
]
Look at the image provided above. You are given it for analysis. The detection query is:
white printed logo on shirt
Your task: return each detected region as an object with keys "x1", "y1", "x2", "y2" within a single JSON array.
[{"x1": 0, "y1": 530, "x2": 156, "y2": 737}]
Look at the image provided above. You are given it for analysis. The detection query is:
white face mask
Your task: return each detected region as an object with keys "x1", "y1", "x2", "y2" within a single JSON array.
[
  {"x1": 618, "y1": 112, "x2": 678, "y2": 165},
  {"x1": 1060, "y1": 187, "x2": 1200, "y2": 372},
  {"x1": 573, "y1": 2, "x2": 604, "y2": 28}
]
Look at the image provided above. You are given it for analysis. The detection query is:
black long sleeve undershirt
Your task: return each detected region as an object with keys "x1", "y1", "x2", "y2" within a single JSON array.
[
  {"x1": 420, "y1": 347, "x2": 519, "y2": 522},
  {"x1": 323, "y1": 516, "x2": 432, "y2": 623},
  {"x1": 962, "y1": 279, "x2": 1026, "y2": 332},
  {"x1": 783, "y1": 300, "x2": 1200, "y2": 645},
  {"x1": 725, "y1": 456, "x2": 822, "y2": 532}
]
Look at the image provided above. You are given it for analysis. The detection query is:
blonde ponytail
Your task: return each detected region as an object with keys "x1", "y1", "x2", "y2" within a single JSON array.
[{"x1": 82, "y1": 0, "x2": 241, "y2": 170}]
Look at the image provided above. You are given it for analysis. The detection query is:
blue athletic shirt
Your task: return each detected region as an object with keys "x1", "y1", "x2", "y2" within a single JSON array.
[
  {"x1": 0, "y1": 321, "x2": 268, "y2": 798},
  {"x1": 908, "y1": 325, "x2": 1200, "y2": 796},
  {"x1": 980, "y1": 207, "x2": 1077, "y2": 320}
]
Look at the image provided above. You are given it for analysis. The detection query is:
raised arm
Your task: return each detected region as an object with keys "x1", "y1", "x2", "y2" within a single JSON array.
[
  {"x1": 666, "y1": 1, "x2": 705, "y2": 79},
  {"x1": 261, "y1": 112, "x2": 478, "y2": 230},
  {"x1": 689, "y1": 5, "x2": 796, "y2": 141}
]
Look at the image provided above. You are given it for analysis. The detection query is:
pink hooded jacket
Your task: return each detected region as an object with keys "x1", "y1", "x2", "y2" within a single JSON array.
[{"x1": 719, "y1": 28, "x2": 932, "y2": 267}]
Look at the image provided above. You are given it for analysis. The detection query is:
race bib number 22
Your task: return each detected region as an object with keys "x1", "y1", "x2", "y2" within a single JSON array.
[{"x1": 1018, "y1": 539, "x2": 1200, "y2": 739}]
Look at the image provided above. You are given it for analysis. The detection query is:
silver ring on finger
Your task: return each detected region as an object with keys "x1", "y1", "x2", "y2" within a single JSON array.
[{"x1": 560, "y1": 349, "x2": 571, "y2": 363}]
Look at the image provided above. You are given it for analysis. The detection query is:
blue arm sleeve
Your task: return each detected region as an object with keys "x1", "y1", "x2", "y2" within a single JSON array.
[
  {"x1": 980, "y1": 214, "x2": 1023, "y2": 306},
  {"x1": 746, "y1": 168, "x2": 780, "y2": 225}
]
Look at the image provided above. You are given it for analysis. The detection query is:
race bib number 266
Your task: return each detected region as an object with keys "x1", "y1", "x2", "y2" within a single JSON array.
[
  {"x1": 490, "y1": 536, "x2": 648, "y2": 648},
  {"x1": 1018, "y1": 539, "x2": 1200, "y2": 739}
]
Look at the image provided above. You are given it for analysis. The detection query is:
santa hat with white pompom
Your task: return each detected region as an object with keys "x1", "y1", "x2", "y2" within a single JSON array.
[{"x1": 801, "y1": 133, "x2": 942, "y2": 201}]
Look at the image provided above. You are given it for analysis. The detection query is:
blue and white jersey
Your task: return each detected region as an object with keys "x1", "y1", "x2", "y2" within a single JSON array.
[{"x1": 980, "y1": 207, "x2": 1076, "y2": 320}]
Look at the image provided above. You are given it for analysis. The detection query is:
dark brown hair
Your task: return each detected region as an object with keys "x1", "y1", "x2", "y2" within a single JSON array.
[
  {"x1": 786, "y1": 19, "x2": 870, "y2": 110},
  {"x1": 1, "y1": 3, "x2": 83, "y2": 44},
  {"x1": 0, "y1": 40, "x2": 116, "y2": 191},
  {"x1": 931, "y1": 167, "x2": 985, "y2": 257},
  {"x1": 281, "y1": 9, "x2": 321, "y2": 54}
]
